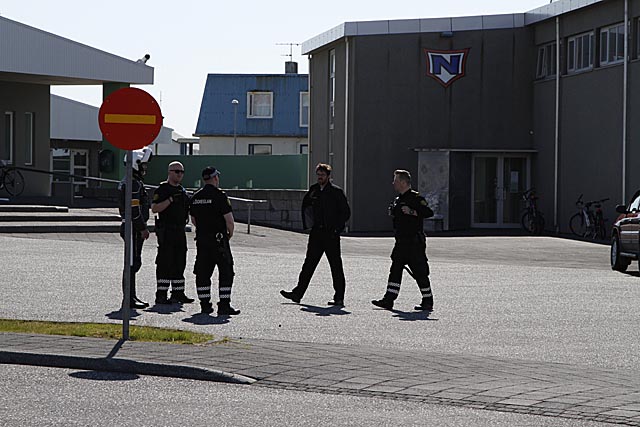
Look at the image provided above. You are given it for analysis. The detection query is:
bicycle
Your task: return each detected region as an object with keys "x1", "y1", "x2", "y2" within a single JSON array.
[
  {"x1": 569, "y1": 194, "x2": 609, "y2": 239},
  {"x1": 520, "y1": 188, "x2": 545, "y2": 234},
  {"x1": 0, "y1": 160, "x2": 25, "y2": 197}
]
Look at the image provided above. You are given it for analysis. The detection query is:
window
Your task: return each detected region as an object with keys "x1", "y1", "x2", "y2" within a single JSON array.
[
  {"x1": 248, "y1": 144, "x2": 271, "y2": 155},
  {"x1": 536, "y1": 42, "x2": 557, "y2": 79},
  {"x1": 568, "y1": 32, "x2": 594, "y2": 72},
  {"x1": 51, "y1": 149, "x2": 71, "y2": 183},
  {"x1": 329, "y1": 49, "x2": 336, "y2": 129},
  {"x1": 2, "y1": 112, "x2": 14, "y2": 164},
  {"x1": 299, "y1": 92, "x2": 309, "y2": 127},
  {"x1": 247, "y1": 92, "x2": 273, "y2": 118},
  {"x1": 299, "y1": 144, "x2": 308, "y2": 154},
  {"x1": 600, "y1": 23, "x2": 625, "y2": 65},
  {"x1": 25, "y1": 112, "x2": 34, "y2": 165}
]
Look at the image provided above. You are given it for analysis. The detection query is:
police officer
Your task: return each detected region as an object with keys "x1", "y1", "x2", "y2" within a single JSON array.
[
  {"x1": 280, "y1": 163, "x2": 351, "y2": 306},
  {"x1": 189, "y1": 167, "x2": 240, "y2": 315},
  {"x1": 118, "y1": 148, "x2": 153, "y2": 310},
  {"x1": 372, "y1": 169, "x2": 435, "y2": 311},
  {"x1": 151, "y1": 161, "x2": 194, "y2": 304}
]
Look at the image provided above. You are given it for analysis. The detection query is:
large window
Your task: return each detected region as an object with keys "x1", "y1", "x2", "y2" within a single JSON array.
[
  {"x1": 247, "y1": 92, "x2": 273, "y2": 118},
  {"x1": 329, "y1": 49, "x2": 336, "y2": 129},
  {"x1": 2, "y1": 112, "x2": 14, "y2": 164},
  {"x1": 568, "y1": 32, "x2": 594, "y2": 72},
  {"x1": 299, "y1": 91, "x2": 309, "y2": 127},
  {"x1": 25, "y1": 112, "x2": 34, "y2": 165},
  {"x1": 248, "y1": 144, "x2": 271, "y2": 155},
  {"x1": 600, "y1": 23, "x2": 625, "y2": 65},
  {"x1": 536, "y1": 42, "x2": 557, "y2": 79}
]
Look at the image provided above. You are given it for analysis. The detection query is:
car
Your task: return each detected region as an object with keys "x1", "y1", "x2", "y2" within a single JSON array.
[{"x1": 611, "y1": 189, "x2": 640, "y2": 272}]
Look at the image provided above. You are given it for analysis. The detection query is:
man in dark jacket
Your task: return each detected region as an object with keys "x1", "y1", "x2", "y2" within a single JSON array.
[
  {"x1": 280, "y1": 163, "x2": 351, "y2": 306},
  {"x1": 372, "y1": 169, "x2": 435, "y2": 311}
]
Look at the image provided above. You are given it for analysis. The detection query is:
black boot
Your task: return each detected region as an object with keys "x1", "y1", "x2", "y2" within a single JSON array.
[
  {"x1": 170, "y1": 291, "x2": 194, "y2": 304},
  {"x1": 280, "y1": 290, "x2": 301, "y2": 303},
  {"x1": 218, "y1": 301, "x2": 240, "y2": 316},
  {"x1": 414, "y1": 297, "x2": 433, "y2": 311},
  {"x1": 200, "y1": 300, "x2": 214, "y2": 314},
  {"x1": 122, "y1": 299, "x2": 146, "y2": 310},
  {"x1": 132, "y1": 296, "x2": 149, "y2": 308},
  {"x1": 155, "y1": 290, "x2": 172, "y2": 304},
  {"x1": 372, "y1": 297, "x2": 394, "y2": 310}
]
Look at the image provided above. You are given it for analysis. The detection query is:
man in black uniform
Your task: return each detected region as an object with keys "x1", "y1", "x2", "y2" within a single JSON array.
[
  {"x1": 280, "y1": 163, "x2": 351, "y2": 306},
  {"x1": 118, "y1": 148, "x2": 153, "y2": 310},
  {"x1": 189, "y1": 167, "x2": 240, "y2": 315},
  {"x1": 151, "y1": 161, "x2": 194, "y2": 304},
  {"x1": 372, "y1": 169, "x2": 435, "y2": 311}
]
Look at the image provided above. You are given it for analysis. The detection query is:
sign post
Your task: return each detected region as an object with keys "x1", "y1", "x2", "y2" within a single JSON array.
[{"x1": 98, "y1": 87, "x2": 162, "y2": 340}]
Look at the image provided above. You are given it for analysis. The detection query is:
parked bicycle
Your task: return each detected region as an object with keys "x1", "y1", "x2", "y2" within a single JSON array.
[
  {"x1": 521, "y1": 188, "x2": 545, "y2": 234},
  {"x1": 0, "y1": 160, "x2": 25, "y2": 197},
  {"x1": 569, "y1": 194, "x2": 609, "y2": 239}
]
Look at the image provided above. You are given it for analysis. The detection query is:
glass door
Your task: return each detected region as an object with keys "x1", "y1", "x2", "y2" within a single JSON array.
[{"x1": 472, "y1": 154, "x2": 529, "y2": 228}]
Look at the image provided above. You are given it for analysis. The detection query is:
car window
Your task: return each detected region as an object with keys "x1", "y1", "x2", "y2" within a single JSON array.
[{"x1": 630, "y1": 196, "x2": 640, "y2": 212}]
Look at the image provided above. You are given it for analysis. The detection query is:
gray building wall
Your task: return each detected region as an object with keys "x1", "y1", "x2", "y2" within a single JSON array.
[
  {"x1": 532, "y1": 0, "x2": 640, "y2": 232},
  {"x1": 324, "y1": 28, "x2": 535, "y2": 232},
  {"x1": 0, "y1": 81, "x2": 50, "y2": 196}
]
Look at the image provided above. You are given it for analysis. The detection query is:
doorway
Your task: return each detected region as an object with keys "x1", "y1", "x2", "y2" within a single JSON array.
[{"x1": 471, "y1": 154, "x2": 530, "y2": 228}]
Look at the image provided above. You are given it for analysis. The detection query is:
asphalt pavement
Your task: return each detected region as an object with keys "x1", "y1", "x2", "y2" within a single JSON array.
[{"x1": 2, "y1": 226, "x2": 640, "y2": 425}]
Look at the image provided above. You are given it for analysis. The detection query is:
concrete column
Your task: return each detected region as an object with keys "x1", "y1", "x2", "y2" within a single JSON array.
[{"x1": 100, "y1": 82, "x2": 130, "y2": 181}]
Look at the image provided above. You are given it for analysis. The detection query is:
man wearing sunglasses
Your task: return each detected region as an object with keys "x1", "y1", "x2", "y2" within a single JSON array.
[{"x1": 151, "y1": 161, "x2": 194, "y2": 305}]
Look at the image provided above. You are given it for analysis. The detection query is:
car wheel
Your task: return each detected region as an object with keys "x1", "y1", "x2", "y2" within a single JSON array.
[{"x1": 611, "y1": 233, "x2": 629, "y2": 272}]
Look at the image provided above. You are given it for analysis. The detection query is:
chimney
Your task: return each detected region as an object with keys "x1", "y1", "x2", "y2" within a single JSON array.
[{"x1": 285, "y1": 61, "x2": 298, "y2": 74}]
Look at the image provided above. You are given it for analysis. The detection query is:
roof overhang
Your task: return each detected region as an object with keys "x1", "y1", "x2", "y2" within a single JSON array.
[
  {"x1": 302, "y1": 0, "x2": 606, "y2": 54},
  {"x1": 0, "y1": 16, "x2": 153, "y2": 85}
]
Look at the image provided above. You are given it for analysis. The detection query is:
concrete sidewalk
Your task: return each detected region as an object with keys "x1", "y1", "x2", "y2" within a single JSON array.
[{"x1": 3, "y1": 332, "x2": 640, "y2": 426}]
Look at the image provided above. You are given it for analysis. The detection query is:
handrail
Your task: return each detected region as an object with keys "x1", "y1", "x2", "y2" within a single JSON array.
[{"x1": 10, "y1": 166, "x2": 268, "y2": 234}]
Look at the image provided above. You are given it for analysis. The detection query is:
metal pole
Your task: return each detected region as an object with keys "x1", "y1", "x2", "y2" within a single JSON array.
[
  {"x1": 622, "y1": 0, "x2": 629, "y2": 203},
  {"x1": 123, "y1": 150, "x2": 133, "y2": 340},
  {"x1": 233, "y1": 104, "x2": 238, "y2": 155},
  {"x1": 247, "y1": 203, "x2": 252, "y2": 234},
  {"x1": 554, "y1": 16, "x2": 560, "y2": 233}
]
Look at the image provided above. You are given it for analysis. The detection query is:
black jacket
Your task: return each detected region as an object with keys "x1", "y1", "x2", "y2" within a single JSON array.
[
  {"x1": 301, "y1": 182, "x2": 351, "y2": 233},
  {"x1": 389, "y1": 189, "x2": 434, "y2": 238},
  {"x1": 118, "y1": 175, "x2": 150, "y2": 232}
]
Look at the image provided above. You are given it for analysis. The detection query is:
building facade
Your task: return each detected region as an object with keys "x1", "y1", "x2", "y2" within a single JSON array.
[
  {"x1": 195, "y1": 73, "x2": 309, "y2": 156},
  {"x1": 303, "y1": 0, "x2": 640, "y2": 233},
  {"x1": 0, "y1": 16, "x2": 154, "y2": 198}
]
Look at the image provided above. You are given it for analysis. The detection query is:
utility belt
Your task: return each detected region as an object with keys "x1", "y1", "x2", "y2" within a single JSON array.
[
  {"x1": 395, "y1": 232, "x2": 426, "y2": 245},
  {"x1": 155, "y1": 218, "x2": 185, "y2": 230}
]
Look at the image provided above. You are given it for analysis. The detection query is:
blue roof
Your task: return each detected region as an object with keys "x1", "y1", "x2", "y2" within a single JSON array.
[{"x1": 195, "y1": 74, "x2": 308, "y2": 137}]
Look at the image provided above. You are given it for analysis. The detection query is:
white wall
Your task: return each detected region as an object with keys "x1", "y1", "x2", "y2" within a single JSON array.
[{"x1": 198, "y1": 136, "x2": 308, "y2": 155}]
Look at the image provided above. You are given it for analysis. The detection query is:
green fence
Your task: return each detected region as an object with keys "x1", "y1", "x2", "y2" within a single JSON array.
[{"x1": 144, "y1": 154, "x2": 308, "y2": 190}]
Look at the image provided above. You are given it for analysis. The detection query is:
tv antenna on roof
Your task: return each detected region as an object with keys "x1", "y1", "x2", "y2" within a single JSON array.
[{"x1": 276, "y1": 43, "x2": 301, "y2": 61}]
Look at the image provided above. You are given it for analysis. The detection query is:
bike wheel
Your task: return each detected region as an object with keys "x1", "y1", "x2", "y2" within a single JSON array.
[
  {"x1": 569, "y1": 213, "x2": 586, "y2": 237},
  {"x1": 521, "y1": 212, "x2": 535, "y2": 234},
  {"x1": 535, "y1": 214, "x2": 545, "y2": 235},
  {"x1": 3, "y1": 168, "x2": 25, "y2": 196},
  {"x1": 597, "y1": 219, "x2": 607, "y2": 240}
]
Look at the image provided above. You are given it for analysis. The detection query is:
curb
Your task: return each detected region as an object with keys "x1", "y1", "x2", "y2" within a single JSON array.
[{"x1": 0, "y1": 350, "x2": 255, "y2": 385}]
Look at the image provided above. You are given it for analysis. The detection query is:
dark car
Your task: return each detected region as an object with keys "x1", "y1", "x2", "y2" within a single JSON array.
[{"x1": 611, "y1": 190, "x2": 640, "y2": 272}]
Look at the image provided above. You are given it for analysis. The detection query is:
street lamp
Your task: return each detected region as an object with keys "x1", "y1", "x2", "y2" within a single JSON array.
[{"x1": 231, "y1": 99, "x2": 239, "y2": 155}]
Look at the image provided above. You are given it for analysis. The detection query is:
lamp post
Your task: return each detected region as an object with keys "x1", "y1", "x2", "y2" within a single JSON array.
[{"x1": 231, "y1": 99, "x2": 239, "y2": 155}]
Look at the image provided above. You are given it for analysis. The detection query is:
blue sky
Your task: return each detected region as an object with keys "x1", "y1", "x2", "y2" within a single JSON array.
[{"x1": 2, "y1": 0, "x2": 549, "y2": 136}]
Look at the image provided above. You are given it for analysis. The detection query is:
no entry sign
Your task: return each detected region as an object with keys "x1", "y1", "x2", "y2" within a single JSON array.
[{"x1": 98, "y1": 87, "x2": 162, "y2": 150}]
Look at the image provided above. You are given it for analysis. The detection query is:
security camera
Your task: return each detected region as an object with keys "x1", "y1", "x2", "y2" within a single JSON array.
[{"x1": 136, "y1": 54, "x2": 151, "y2": 64}]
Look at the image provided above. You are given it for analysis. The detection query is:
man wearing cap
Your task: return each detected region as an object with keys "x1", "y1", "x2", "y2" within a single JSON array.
[
  {"x1": 151, "y1": 161, "x2": 194, "y2": 305},
  {"x1": 188, "y1": 167, "x2": 240, "y2": 315}
]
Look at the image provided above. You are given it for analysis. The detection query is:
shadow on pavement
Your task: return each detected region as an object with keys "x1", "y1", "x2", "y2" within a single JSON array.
[
  {"x1": 69, "y1": 371, "x2": 140, "y2": 381},
  {"x1": 182, "y1": 313, "x2": 230, "y2": 325},
  {"x1": 105, "y1": 309, "x2": 142, "y2": 320},
  {"x1": 145, "y1": 303, "x2": 185, "y2": 315},
  {"x1": 299, "y1": 304, "x2": 351, "y2": 317},
  {"x1": 391, "y1": 309, "x2": 438, "y2": 322}
]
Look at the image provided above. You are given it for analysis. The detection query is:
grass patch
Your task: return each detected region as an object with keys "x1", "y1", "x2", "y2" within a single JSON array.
[{"x1": 0, "y1": 319, "x2": 215, "y2": 345}]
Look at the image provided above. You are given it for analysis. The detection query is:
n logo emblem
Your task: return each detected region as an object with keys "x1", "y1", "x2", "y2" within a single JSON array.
[{"x1": 424, "y1": 49, "x2": 470, "y2": 88}]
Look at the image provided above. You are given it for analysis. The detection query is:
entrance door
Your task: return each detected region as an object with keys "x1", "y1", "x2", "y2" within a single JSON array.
[
  {"x1": 50, "y1": 148, "x2": 89, "y2": 197},
  {"x1": 472, "y1": 154, "x2": 529, "y2": 228}
]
